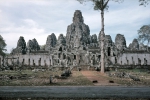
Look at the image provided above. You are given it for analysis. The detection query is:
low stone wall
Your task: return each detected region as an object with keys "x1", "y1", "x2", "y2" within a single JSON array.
[
  {"x1": 115, "y1": 65, "x2": 150, "y2": 69},
  {"x1": 4, "y1": 52, "x2": 150, "y2": 70},
  {"x1": 110, "y1": 53, "x2": 150, "y2": 66},
  {"x1": 7, "y1": 54, "x2": 52, "y2": 67}
]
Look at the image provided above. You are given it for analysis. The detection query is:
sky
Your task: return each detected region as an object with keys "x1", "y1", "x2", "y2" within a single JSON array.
[{"x1": 0, "y1": 0, "x2": 150, "y2": 53}]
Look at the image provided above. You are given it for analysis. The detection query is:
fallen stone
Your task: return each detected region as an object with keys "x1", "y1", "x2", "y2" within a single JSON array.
[{"x1": 129, "y1": 75, "x2": 140, "y2": 81}]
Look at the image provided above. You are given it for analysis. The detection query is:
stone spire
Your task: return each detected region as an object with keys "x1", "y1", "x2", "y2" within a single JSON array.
[
  {"x1": 45, "y1": 33, "x2": 57, "y2": 51},
  {"x1": 16, "y1": 36, "x2": 26, "y2": 54},
  {"x1": 105, "y1": 35, "x2": 113, "y2": 47},
  {"x1": 57, "y1": 34, "x2": 66, "y2": 46},
  {"x1": 66, "y1": 10, "x2": 90, "y2": 48},
  {"x1": 128, "y1": 39, "x2": 139, "y2": 50},
  {"x1": 27, "y1": 38, "x2": 40, "y2": 51},
  {"x1": 27, "y1": 40, "x2": 34, "y2": 50},
  {"x1": 115, "y1": 34, "x2": 126, "y2": 50},
  {"x1": 73, "y1": 10, "x2": 84, "y2": 24},
  {"x1": 32, "y1": 38, "x2": 40, "y2": 51},
  {"x1": 17, "y1": 36, "x2": 26, "y2": 49}
]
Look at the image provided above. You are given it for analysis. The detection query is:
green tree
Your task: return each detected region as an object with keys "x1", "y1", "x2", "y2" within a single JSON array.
[
  {"x1": 138, "y1": 25, "x2": 150, "y2": 50},
  {"x1": 139, "y1": 0, "x2": 150, "y2": 6},
  {"x1": 0, "y1": 35, "x2": 6, "y2": 56}
]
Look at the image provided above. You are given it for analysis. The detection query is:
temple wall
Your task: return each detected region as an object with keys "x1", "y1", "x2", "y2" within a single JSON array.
[
  {"x1": 5, "y1": 52, "x2": 150, "y2": 69},
  {"x1": 116, "y1": 53, "x2": 150, "y2": 65},
  {"x1": 8, "y1": 54, "x2": 52, "y2": 67}
]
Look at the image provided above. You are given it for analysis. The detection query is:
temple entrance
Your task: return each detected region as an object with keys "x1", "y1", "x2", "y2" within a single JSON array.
[
  {"x1": 138, "y1": 58, "x2": 141, "y2": 65},
  {"x1": 28, "y1": 59, "x2": 30, "y2": 66},
  {"x1": 74, "y1": 55, "x2": 76, "y2": 60},
  {"x1": 59, "y1": 47, "x2": 62, "y2": 51},
  {"x1": 108, "y1": 47, "x2": 111, "y2": 56}
]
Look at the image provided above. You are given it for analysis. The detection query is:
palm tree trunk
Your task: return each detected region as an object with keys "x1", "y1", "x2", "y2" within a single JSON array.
[
  {"x1": 147, "y1": 41, "x2": 150, "y2": 52},
  {"x1": 100, "y1": 10, "x2": 105, "y2": 74}
]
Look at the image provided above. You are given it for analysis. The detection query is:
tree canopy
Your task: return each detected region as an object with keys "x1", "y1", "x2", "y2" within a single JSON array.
[
  {"x1": 139, "y1": 0, "x2": 150, "y2": 6},
  {"x1": 77, "y1": 0, "x2": 123, "y2": 11},
  {"x1": 138, "y1": 25, "x2": 150, "y2": 46},
  {"x1": 0, "y1": 35, "x2": 7, "y2": 56}
]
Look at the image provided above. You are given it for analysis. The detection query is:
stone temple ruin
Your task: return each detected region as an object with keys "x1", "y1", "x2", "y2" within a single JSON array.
[{"x1": 1, "y1": 10, "x2": 150, "y2": 71}]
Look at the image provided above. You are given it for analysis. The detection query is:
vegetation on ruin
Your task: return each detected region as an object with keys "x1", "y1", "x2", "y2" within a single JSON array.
[
  {"x1": 106, "y1": 68, "x2": 150, "y2": 86},
  {"x1": 137, "y1": 25, "x2": 150, "y2": 47}
]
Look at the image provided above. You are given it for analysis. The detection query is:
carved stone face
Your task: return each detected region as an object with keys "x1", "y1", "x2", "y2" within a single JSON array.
[
  {"x1": 58, "y1": 34, "x2": 66, "y2": 45},
  {"x1": 117, "y1": 40, "x2": 126, "y2": 50},
  {"x1": 115, "y1": 34, "x2": 126, "y2": 50},
  {"x1": 73, "y1": 10, "x2": 83, "y2": 23}
]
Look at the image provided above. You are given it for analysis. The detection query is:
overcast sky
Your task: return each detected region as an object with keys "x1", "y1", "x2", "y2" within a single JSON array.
[{"x1": 0, "y1": 0, "x2": 150, "y2": 53}]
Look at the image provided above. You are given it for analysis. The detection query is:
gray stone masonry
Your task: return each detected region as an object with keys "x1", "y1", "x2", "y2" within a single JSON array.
[{"x1": 6, "y1": 10, "x2": 150, "y2": 70}]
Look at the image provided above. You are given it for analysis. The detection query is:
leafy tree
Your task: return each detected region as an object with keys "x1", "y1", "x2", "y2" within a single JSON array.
[
  {"x1": 139, "y1": 0, "x2": 150, "y2": 6},
  {"x1": 138, "y1": 25, "x2": 150, "y2": 49},
  {"x1": 0, "y1": 35, "x2": 7, "y2": 56}
]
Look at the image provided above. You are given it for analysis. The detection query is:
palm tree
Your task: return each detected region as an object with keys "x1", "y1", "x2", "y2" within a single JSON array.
[{"x1": 77, "y1": 0, "x2": 112, "y2": 73}]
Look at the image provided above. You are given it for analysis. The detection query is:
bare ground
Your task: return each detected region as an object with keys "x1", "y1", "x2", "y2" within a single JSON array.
[{"x1": 81, "y1": 71, "x2": 119, "y2": 86}]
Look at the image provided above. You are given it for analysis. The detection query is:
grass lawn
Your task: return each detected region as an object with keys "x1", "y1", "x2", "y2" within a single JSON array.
[
  {"x1": 0, "y1": 68, "x2": 150, "y2": 86},
  {"x1": 105, "y1": 68, "x2": 150, "y2": 86},
  {"x1": 0, "y1": 70, "x2": 93, "y2": 86}
]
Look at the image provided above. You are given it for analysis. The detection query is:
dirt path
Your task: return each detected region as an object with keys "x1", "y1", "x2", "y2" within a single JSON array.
[{"x1": 81, "y1": 71, "x2": 119, "y2": 86}]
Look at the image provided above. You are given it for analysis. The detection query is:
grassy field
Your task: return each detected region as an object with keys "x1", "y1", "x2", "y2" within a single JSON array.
[
  {"x1": 0, "y1": 68, "x2": 150, "y2": 86},
  {"x1": 105, "y1": 68, "x2": 150, "y2": 86},
  {"x1": 0, "y1": 70, "x2": 93, "y2": 86}
]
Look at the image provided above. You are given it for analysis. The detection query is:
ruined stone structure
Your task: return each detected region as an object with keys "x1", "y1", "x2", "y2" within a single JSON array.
[
  {"x1": 45, "y1": 33, "x2": 57, "y2": 51},
  {"x1": 115, "y1": 34, "x2": 127, "y2": 51},
  {"x1": 1, "y1": 10, "x2": 150, "y2": 70},
  {"x1": 11, "y1": 36, "x2": 27, "y2": 54},
  {"x1": 66, "y1": 10, "x2": 90, "y2": 49},
  {"x1": 27, "y1": 38, "x2": 40, "y2": 52},
  {"x1": 128, "y1": 39, "x2": 139, "y2": 51}
]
